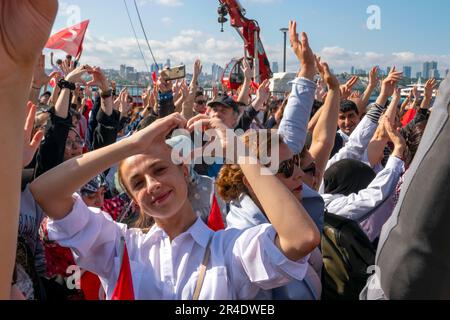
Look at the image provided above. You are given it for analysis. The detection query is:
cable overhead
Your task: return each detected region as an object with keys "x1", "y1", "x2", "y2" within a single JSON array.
[
  {"x1": 133, "y1": 0, "x2": 160, "y2": 71},
  {"x1": 123, "y1": 0, "x2": 151, "y2": 77}
]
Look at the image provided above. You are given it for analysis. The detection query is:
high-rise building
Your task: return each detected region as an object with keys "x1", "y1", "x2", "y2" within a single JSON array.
[
  {"x1": 120, "y1": 64, "x2": 126, "y2": 78},
  {"x1": 272, "y1": 62, "x2": 279, "y2": 73},
  {"x1": 351, "y1": 66, "x2": 355, "y2": 75},
  {"x1": 446, "y1": 69, "x2": 449, "y2": 77},
  {"x1": 430, "y1": 69, "x2": 440, "y2": 79},
  {"x1": 403, "y1": 66, "x2": 412, "y2": 79},
  {"x1": 416, "y1": 72, "x2": 422, "y2": 79},
  {"x1": 211, "y1": 63, "x2": 224, "y2": 83},
  {"x1": 165, "y1": 59, "x2": 171, "y2": 69},
  {"x1": 423, "y1": 61, "x2": 438, "y2": 79}
]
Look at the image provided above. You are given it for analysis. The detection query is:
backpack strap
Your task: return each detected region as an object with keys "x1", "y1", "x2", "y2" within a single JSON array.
[{"x1": 192, "y1": 237, "x2": 213, "y2": 300}]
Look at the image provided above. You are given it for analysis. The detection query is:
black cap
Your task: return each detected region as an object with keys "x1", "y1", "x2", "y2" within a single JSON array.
[{"x1": 207, "y1": 95, "x2": 239, "y2": 113}]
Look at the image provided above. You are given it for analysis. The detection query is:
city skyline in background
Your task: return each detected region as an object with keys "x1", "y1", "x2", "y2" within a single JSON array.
[{"x1": 47, "y1": 0, "x2": 450, "y2": 80}]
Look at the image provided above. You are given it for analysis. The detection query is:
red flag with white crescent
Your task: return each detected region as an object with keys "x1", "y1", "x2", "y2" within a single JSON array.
[{"x1": 45, "y1": 20, "x2": 90, "y2": 58}]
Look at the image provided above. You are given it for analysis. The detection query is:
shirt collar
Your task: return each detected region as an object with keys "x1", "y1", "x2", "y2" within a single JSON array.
[{"x1": 144, "y1": 218, "x2": 213, "y2": 248}]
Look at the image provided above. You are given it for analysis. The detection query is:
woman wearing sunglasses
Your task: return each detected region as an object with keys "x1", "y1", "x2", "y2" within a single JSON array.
[
  {"x1": 217, "y1": 131, "x2": 324, "y2": 300},
  {"x1": 216, "y1": 22, "x2": 328, "y2": 300}
]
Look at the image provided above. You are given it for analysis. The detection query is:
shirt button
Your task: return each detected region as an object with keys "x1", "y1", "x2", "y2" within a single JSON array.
[{"x1": 194, "y1": 193, "x2": 201, "y2": 200}]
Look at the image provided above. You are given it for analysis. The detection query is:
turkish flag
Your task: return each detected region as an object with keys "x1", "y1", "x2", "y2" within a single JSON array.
[
  {"x1": 111, "y1": 241, "x2": 135, "y2": 300},
  {"x1": 207, "y1": 195, "x2": 225, "y2": 231},
  {"x1": 45, "y1": 20, "x2": 90, "y2": 58}
]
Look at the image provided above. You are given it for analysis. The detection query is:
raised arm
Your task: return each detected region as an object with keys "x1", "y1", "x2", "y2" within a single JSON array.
[
  {"x1": 327, "y1": 68, "x2": 403, "y2": 170},
  {"x1": 359, "y1": 66, "x2": 379, "y2": 113},
  {"x1": 367, "y1": 88, "x2": 400, "y2": 167},
  {"x1": 30, "y1": 113, "x2": 187, "y2": 220},
  {"x1": 420, "y1": 79, "x2": 437, "y2": 110},
  {"x1": 278, "y1": 21, "x2": 317, "y2": 154},
  {"x1": 309, "y1": 58, "x2": 341, "y2": 186},
  {"x1": 188, "y1": 112, "x2": 320, "y2": 261},
  {"x1": 237, "y1": 59, "x2": 253, "y2": 106},
  {"x1": 0, "y1": 0, "x2": 58, "y2": 299}
]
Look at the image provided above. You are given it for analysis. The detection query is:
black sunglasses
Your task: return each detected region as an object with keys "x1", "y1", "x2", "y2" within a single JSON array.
[
  {"x1": 277, "y1": 154, "x2": 301, "y2": 178},
  {"x1": 195, "y1": 100, "x2": 207, "y2": 105}
]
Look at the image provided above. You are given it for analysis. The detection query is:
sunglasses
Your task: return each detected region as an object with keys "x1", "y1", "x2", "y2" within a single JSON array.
[
  {"x1": 302, "y1": 162, "x2": 317, "y2": 176},
  {"x1": 195, "y1": 100, "x2": 207, "y2": 105},
  {"x1": 277, "y1": 154, "x2": 301, "y2": 179}
]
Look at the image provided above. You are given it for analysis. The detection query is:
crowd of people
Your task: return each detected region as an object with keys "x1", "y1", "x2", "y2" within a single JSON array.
[{"x1": 1, "y1": 0, "x2": 450, "y2": 301}]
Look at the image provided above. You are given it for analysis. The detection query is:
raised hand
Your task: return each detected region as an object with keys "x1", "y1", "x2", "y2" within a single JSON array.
[
  {"x1": 289, "y1": 20, "x2": 316, "y2": 80},
  {"x1": 65, "y1": 65, "x2": 90, "y2": 84},
  {"x1": 130, "y1": 113, "x2": 187, "y2": 154},
  {"x1": 61, "y1": 59, "x2": 76, "y2": 78},
  {"x1": 316, "y1": 56, "x2": 340, "y2": 91},
  {"x1": 340, "y1": 76, "x2": 359, "y2": 100},
  {"x1": 157, "y1": 74, "x2": 173, "y2": 93},
  {"x1": 381, "y1": 67, "x2": 403, "y2": 98},
  {"x1": 187, "y1": 114, "x2": 236, "y2": 161},
  {"x1": 368, "y1": 66, "x2": 380, "y2": 89},
  {"x1": 0, "y1": 1, "x2": 58, "y2": 79},
  {"x1": 412, "y1": 84, "x2": 420, "y2": 100},
  {"x1": 242, "y1": 58, "x2": 254, "y2": 81},
  {"x1": 192, "y1": 59, "x2": 203, "y2": 82},
  {"x1": 383, "y1": 116, "x2": 406, "y2": 160},
  {"x1": 424, "y1": 78, "x2": 437, "y2": 100},
  {"x1": 252, "y1": 79, "x2": 271, "y2": 111},
  {"x1": 86, "y1": 67, "x2": 110, "y2": 92},
  {"x1": 23, "y1": 102, "x2": 45, "y2": 168}
]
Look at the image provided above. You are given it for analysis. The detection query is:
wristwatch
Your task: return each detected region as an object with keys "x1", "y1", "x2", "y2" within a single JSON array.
[{"x1": 100, "y1": 89, "x2": 113, "y2": 99}]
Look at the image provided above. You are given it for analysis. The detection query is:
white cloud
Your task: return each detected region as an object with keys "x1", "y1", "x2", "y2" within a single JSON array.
[
  {"x1": 77, "y1": 29, "x2": 243, "y2": 73},
  {"x1": 161, "y1": 17, "x2": 174, "y2": 26}
]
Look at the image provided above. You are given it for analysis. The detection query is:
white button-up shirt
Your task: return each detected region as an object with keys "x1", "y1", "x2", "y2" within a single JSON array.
[{"x1": 48, "y1": 194, "x2": 310, "y2": 300}]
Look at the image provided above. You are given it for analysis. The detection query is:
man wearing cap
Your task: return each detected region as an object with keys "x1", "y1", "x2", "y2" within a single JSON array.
[{"x1": 207, "y1": 79, "x2": 271, "y2": 132}]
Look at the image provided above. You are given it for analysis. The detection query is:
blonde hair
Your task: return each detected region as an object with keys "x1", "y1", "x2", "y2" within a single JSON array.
[{"x1": 117, "y1": 160, "x2": 155, "y2": 230}]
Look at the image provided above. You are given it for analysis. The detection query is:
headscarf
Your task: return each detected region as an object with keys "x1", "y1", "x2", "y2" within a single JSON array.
[{"x1": 324, "y1": 159, "x2": 376, "y2": 196}]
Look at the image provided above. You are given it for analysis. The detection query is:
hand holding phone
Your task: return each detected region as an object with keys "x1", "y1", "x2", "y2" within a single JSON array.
[{"x1": 160, "y1": 65, "x2": 186, "y2": 81}]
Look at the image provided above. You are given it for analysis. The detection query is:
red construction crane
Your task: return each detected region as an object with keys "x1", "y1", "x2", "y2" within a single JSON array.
[{"x1": 217, "y1": 0, "x2": 272, "y2": 91}]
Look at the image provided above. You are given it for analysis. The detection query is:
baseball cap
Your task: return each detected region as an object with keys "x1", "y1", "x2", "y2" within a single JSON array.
[{"x1": 207, "y1": 95, "x2": 239, "y2": 113}]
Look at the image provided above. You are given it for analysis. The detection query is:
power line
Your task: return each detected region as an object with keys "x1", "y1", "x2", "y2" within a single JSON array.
[
  {"x1": 123, "y1": 0, "x2": 151, "y2": 77},
  {"x1": 133, "y1": 0, "x2": 160, "y2": 71}
]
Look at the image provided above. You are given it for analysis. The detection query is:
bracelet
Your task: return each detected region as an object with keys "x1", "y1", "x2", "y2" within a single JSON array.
[{"x1": 58, "y1": 79, "x2": 76, "y2": 91}]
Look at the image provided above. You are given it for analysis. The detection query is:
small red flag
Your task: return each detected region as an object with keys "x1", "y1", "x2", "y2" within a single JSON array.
[
  {"x1": 152, "y1": 71, "x2": 158, "y2": 85},
  {"x1": 401, "y1": 108, "x2": 417, "y2": 127},
  {"x1": 250, "y1": 81, "x2": 260, "y2": 91},
  {"x1": 111, "y1": 240, "x2": 135, "y2": 300},
  {"x1": 45, "y1": 20, "x2": 90, "y2": 58},
  {"x1": 207, "y1": 195, "x2": 225, "y2": 231}
]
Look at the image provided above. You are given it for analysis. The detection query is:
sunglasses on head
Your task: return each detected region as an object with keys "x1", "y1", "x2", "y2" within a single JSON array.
[{"x1": 277, "y1": 154, "x2": 301, "y2": 179}]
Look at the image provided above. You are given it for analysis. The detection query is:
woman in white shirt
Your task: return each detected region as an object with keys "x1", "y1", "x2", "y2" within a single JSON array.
[
  {"x1": 321, "y1": 117, "x2": 406, "y2": 243},
  {"x1": 29, "y1": 113, "x2": 320, "y2": 300}
]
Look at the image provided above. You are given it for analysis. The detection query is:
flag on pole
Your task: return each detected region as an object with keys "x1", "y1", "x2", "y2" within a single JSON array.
[
  {"x1": 45, "y1": 20, "x2": 90, "y2": 59},
  {"x1": 111, "y1": 238, "x2": 135, "y2": 300}
]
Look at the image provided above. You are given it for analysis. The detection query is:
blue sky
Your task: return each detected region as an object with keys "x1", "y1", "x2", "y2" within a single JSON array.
[{"x1": 50, "y1": 0, "x2": 450, "y2": 74}]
